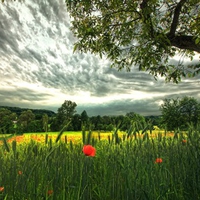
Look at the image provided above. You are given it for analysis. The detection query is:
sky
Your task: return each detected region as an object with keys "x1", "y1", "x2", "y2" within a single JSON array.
[{"x1": 0, "y1": 0, "x2": 200, "y2": 117}]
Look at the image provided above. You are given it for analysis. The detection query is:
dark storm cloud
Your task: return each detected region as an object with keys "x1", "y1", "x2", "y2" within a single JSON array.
[
  {"x1": 0, "y1": 86, "x2": 55, "y2": 111},
  {"x1": 77, "y1": 98, "x2": 163, "y2": 116},
  {"x1": 0, "y1": 0, "x2": 200, "y2": 116}
]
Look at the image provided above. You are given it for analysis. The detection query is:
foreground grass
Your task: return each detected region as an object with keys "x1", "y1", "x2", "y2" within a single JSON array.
[{"x1": 0, "y1": 129, "x2": 199, "y2": 199}]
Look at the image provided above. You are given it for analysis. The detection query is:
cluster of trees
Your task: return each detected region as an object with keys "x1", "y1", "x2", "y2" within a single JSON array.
[
  {"x1": 160, "y1": 96, "x2": 200, "y2": 130},
  {"x1": 49, "y1": 101, "x2": 161, "y2": 133},
  {"x1": 0, "y1": 106, "x2": 56, "y2": 134},
  {"x1": 0, "y1": 97, "x2": 200, "y2": 134},
  {"x1": 0, "y1": 108, "x2": 50, "y2": 134},
  {"x1": 0, "y1": 100, "x2": 158, "y2": 134},
  {"x1": 49, "y1": 98, "x2": 200, "y2": 132},
  {"x1": 0, "y1": 106, "x2": 55, "y2": 119}
]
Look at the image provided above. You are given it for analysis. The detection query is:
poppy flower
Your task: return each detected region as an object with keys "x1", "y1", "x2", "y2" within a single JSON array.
[
  {"x1": 0, "y1": 187, "x2": 4, "y2": 192},
  {"x1": 155, "y1": 158, "x2": 163, "y2": 163},
  {"x1": 82, "y1": 145, "x2": 96, "y2": 157},
  {"x1": 18, "y1": 171, "x2": 22, "y2": 175},
  {"x1": 182, "y1": 139, "x2": 187, "y2": 144},
  {"x1": 47, "y1": 190, "x2": 53, "y2": 195}
]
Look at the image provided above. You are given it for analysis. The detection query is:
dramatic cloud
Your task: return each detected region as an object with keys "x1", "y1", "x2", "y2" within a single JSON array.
[{"x1": 0, "y1": 0, "x2": 199, "y2": 116}]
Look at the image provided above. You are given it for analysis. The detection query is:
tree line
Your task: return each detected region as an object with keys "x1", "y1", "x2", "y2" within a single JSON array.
[{"x1": 0, "y1": 96, "x2": 200, "y2": 134}]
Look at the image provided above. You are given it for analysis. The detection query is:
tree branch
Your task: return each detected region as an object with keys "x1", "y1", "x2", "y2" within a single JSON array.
[
  {"x1": 140, "y1": 0, "x2": 155, "y2": 38},
  {"x1": 170, "y1": 35, "x2": 200, "y2": 53},
  {"x1": 168, "y1": 0, "x2": 187, "y2": 37}
]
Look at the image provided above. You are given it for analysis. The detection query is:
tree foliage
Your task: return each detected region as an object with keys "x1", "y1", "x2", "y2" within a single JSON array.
[
  {"x1": 17, "y1": 110, "x2": 36, "y2": 133},
  {"x1": 179, "y1": 96, "x2": 200, "y2": 126},
  {"x1": 51, "y1": 100, "x2": 77, "y2": 131},
  {"x1": 0, "y1": 108, "x2": 16, "y2": 134},
  {"x1": 0, "y1": 106, "x2": 55, "y2": 119},
  {"x1": 81, "y1": 110, "x2": 89, "y2": 129},
  {"x1": 66, "y1": 0, "x2": 200, "y2": 82},
  {"x1": 42, "y1": 114, "x2": 49, "y2": 132},
  {"x1": 160, "y1": 96, "x2": 200, "y2": 130},
  {"x1": 0, "y1": 102, "x2": 162, "y2": 133}
]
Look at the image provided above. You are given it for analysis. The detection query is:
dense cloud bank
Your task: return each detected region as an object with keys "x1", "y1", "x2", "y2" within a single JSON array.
[{"x1": 0, "y1": 0, "x2": 199, "y2": 116}]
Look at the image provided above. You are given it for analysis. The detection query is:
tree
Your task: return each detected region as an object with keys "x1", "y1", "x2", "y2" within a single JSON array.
[
  {"x1": 160, "y1": 98, "x2": 182, "y2": 130},
  {"x1": 81, "y1": 110, "x2": 89, "y2": 129},
  {"x1": 71, "y1": 114, "x2": 82, "y2": 131},
  {"x1": 17, "y1": 110, "x2": 35, "y2": 133},
  {"x1": 179, "y1": 96, "x2": 200, "y2": 127},
  {"x1": 160, "y1": 97, "x2": 200, "y2": 130},
  {"x1": 26, "y1": 120, "x2": 43, "y2": 133},
  {"x1": 66, "y1": 0, "x2": 200, "y2": 82},
  {"x1": 126, "y1": 112, "x2": 146, "y2": 133},
  {"x1": 42, "y1": 114, "x2": 49, "y2": 132},
  {"x1": 55, "y1": 100, "x2": 77, "y2": 130},
  {"x1": 0, "y1": 108, "x2": 17, "y2": 134}
]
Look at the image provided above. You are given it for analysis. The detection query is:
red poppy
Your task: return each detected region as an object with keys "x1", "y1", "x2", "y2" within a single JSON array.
[
  {"x1": 0, "y1": 187, "x2": 4, "y2": 192},
  {"x1": 182, "y1": 139, "x2": 187, "y2": 143},
  {"x1": 83, "y1": 145, "x2": 96, "y2": 157},
  {"x1": 48, "y1": 190, "x2": 53, "y2": 195},
  {"x1": 155, "y1": 158, "x2": 163, "y2": 163},
  {"x1": 18, "y1": 171, "x2": 22, "y2": 175}
]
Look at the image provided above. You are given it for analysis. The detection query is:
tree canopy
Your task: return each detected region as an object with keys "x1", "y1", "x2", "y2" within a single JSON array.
[
  {"x1": 66, "y1": 0, "x2": 200, "y2": 82},
  {"x1": 0, "y1": 108, "x2": 16, "y2": 134},
  {"x1": 160, "y1": 96, "x2": 200, "y2": 130},
  {"x1": 51, "y1": 100, "x2": 77, "y2": 131}
]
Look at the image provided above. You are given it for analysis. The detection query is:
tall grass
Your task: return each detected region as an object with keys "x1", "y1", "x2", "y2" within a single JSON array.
[{"x1": 0, "y1": 128, "x2": 200, "y2": 199}]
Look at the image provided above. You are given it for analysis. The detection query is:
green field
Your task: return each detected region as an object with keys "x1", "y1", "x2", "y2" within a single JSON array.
[{"x1": 0, "y1": 129, "x2": 200, "y2": 199}]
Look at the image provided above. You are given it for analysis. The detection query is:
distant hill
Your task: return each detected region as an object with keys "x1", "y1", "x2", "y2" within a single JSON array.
[{"x1": 0, "y1": 106, "x2": 56, "y2": 118}]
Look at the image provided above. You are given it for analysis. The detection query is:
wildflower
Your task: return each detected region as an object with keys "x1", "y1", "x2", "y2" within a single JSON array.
[
  {"x1": 0, "y1": 187, "x2": 4, "y2": 192},
  {"x1": 155, "y1": 158, "x2": 163, "y2": 163},
  {"x1": 82, "y1": 145, "x2": 96, "y2": 157},
  {"x1": 182, "y1": 139, "x2": 187, "y2": 144},
  {"x1": 18, "y1": 171, "x2": 22, "y2": 175},
  {"x1": 48, "y1": 190, "x2": 53, "y2": 195}
]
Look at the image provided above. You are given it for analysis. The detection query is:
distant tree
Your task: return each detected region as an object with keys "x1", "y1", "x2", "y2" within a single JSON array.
[
  {"x1": 26, "y1": 120, "x2": 43, "y2": 133},
  {"x1": 126, "y1": 112, "x2": 146, "y2": 133},
  {"x1": 120, "y1": 116, "x2": 131, "y2": 132},
  {"x1": 114, "y1": 115, "x2": 125, "y2": 128},
  {"x1": 42, "y1": 114, "x2": 49, "y2": 132},
  {"x1": 54, "y1": 100, "x2": 77, "y2": 130},
  {"x1": 145, "y1": 116, "x2": 162, "y2": 127},
  {"x1": 179, "y1": 96, "x2": 200, "y2": 128},
  {"x1": 89, "y1": 116, "x2": 97, "y2": 130},
  {"x1": 0, "y1": 106, "x2": 56, "y2": 118},
  {"x1": 71, "y1": 114, "x2": 82, "y2": 131},
  {"x1": 106, "y1": 124, "x2": 114, "y2": 132},
  {"x1": 17, "y1": 110, "x2": 35, "y2": 133},
  {"x1": 102, "y1": 116, "x2": 112, "y2": 125},
  {"x1": 66, "y1": 0, "x2": 200, "y2": 82},
  {"x1": 0, "y1": 108, "x2": 17, "y2": 134},
  {"x1": 81, "y1": 110, "x2": 89, "y2": 129},
  {"x1": 160, "y1": 98, "x2": 182, "y2": 130},
  {"x1": 49, "y1": 117, "x2": 59, "y2": 132},
  {"x1": 90, "y1": 115, "x2": 103, "y2": 130},
  {"x1": 160, "y1": 97, "x2": 200, "y2": 130}
]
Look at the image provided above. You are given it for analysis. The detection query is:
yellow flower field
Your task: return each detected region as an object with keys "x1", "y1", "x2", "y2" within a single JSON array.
[{"x1": 0, "y1": 130, "x2": 176, "y2": 145}]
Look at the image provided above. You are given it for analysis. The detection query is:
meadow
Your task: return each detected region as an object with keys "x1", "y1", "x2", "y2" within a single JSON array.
[{"x1": 0, "y1": 128, "x2": 200, "y2": 200}]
